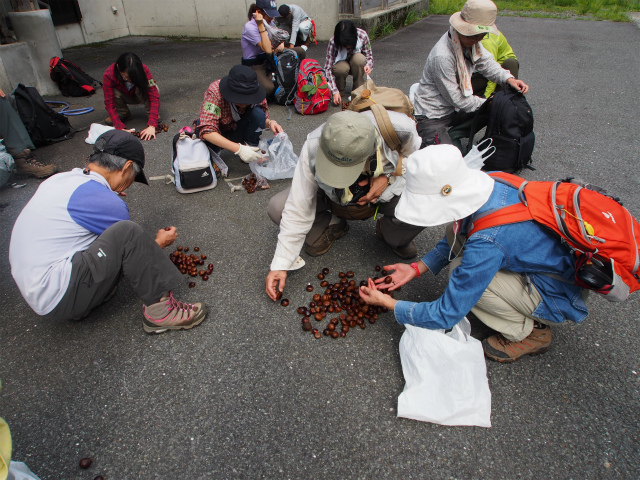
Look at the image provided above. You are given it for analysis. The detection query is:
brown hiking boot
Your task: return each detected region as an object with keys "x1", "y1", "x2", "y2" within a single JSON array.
[
  {"x1": 142, "y1": 292, "x2": 207, "y2": 334},
  {"x1": 375, "y1": 218, "x2": 417, "y2": 259},
  {"x1": 304, "y1": 218, "x2": 349, "y2": 256},
  {"x1": 14, "y1": 151, "x2": 58, "y2": 178},
  {"x1": 482, "y1": 322, "x2": 552, "y2": 363}
]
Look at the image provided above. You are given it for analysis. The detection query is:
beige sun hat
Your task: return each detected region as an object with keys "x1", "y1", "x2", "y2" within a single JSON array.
[
  {"x1": 449, "y1": 0, "x2": 500, "y2": 36},
  {"x1": 394, "y1": 145, "x2": 495, "y2": 227}
]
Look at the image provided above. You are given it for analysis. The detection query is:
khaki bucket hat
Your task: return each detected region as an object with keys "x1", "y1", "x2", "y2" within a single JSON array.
[{"x1": 450, "y1": 0, "x2": 500, "y2": 36}]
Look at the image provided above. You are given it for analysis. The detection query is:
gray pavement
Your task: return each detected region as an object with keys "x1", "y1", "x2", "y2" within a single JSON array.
[{"x1": 1, "y1": 15, "x2": 639, "y2": 480}]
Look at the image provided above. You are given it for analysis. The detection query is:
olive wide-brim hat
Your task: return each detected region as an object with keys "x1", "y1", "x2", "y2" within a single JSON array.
[
  {"x1": 450, "y1": 0, "x2": 500, "y2": 36},
  {"x1": 219, "y1": 65, "x2": 266, "y2": 105}
]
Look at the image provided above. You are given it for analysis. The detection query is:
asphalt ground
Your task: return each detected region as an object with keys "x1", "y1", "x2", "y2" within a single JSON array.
[{"x1": 1, "y1": 15, "x2": 639, "y2": 480}]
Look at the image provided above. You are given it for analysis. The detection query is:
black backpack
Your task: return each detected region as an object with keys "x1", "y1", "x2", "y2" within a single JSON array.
[
  {"x1": 467, "y1": 85, "x2": 535, "y2": 173},
  {"x1": 13, "y1": 84, "x2": 73, "y2": 147},
  {"x1": 274, "y1": 49, "x2": 300, "y2": 106},
  {"x1": 49, "y1": 56, "x2": 101, "y2": 97}
]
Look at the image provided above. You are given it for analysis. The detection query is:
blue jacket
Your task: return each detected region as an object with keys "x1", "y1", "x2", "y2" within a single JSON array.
[{"x1": 394, "y1": 181, "x2": 589, "y2": 330}]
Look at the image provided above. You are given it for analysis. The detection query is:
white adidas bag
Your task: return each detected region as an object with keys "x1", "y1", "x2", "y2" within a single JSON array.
[{"x1": 171, "y1": 133, "x2": 222, "y2": 194}]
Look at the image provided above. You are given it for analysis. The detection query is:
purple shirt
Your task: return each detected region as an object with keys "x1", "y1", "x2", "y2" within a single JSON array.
[{"x1": 242, "y1": 19, "x2": 264, "y2": 60}]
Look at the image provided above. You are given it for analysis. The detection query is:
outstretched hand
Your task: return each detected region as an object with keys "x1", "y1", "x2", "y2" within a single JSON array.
[{"x1": 374, "y1": 263, "x2": 416, "y2": 291}]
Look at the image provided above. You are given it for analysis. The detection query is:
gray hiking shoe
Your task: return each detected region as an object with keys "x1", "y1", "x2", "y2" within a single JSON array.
[
  {"x1": 142, "y1": 292, "x2": 207, "y2": 334},
  {"x1": 304, "y1": 218, "x2": 349, "y2": 256}
]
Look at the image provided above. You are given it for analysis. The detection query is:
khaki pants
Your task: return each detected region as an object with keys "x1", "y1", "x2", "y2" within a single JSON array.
[
  {"x1": 249, "y1": 63, "x2": 275, "y2": 97},
  {"x1": 113, "y1": 87, "x2": 151, "y2": 121},
  {"x1": 449, "y1": 255, "x2": 548, "y2": 342},
  {"x1": 332, "y1": 53, "x2": 367, "y2": 95}
]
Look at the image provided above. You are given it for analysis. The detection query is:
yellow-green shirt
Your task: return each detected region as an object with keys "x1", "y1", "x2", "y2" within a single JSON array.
[{"x1": 481, "y1": 32, "x2": 517, "y2": 97}]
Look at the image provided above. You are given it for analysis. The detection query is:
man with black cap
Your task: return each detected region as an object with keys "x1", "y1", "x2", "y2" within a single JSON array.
[
  {"x1": 9, "y1": 130, "x2": 207, "y2": 333},
  {"x1": 265, "y1": 110, "x2": 424, "y2": 301},
  {"x1": 196, "y1": 64, "x2": 283, "y2": 163}
]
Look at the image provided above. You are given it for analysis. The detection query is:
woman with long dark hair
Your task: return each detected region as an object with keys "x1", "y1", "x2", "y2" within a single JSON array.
[
  {"x1": 324, "y1": 20, "x2": 374, "y2": 106},
  {"x1": 103, "y1": 52, "x2": 160, "y2": 141}
]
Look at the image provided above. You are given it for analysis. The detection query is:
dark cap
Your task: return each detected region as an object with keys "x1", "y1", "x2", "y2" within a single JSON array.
[
  {"x1": 278, "y1": 5, "x2": 290, "y2": 17},
  {"x1": 256, "y1": 0, "x2": 280, "y2": 17},
  {"x1": 219, "y1": 65, "x2": 266, "y2": 105},
  {"x1": 93, "y1": 130, "x2": 148, "y2": 185}
]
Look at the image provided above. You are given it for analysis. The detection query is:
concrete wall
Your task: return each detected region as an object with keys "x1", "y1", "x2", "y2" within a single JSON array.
[{"x1": 54, "y1": 0, "x2": 423, "y2": 47}]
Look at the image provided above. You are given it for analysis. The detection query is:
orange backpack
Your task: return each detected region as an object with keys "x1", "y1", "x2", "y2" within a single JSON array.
[{"x1": 468, "y1": 172, "x2": 640, "y2": 302}]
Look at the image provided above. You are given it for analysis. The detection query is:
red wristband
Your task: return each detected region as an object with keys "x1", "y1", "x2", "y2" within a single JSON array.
[{"x1": 410, "y1": 262, "x2": 421, "y2": 277}]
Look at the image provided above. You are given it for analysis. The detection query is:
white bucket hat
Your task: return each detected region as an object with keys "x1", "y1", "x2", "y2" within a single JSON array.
[
  {"x1": 395, "y1": 145, "x2": 495, "y2": 227},
  {"x1": 450, "y1": 0, "x2": 499, "y2": 37}
]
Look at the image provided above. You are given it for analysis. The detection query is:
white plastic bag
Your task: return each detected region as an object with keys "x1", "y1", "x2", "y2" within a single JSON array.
[
  {"x1": 85, "y1": 123, "x2": 115, "y2": 144},
  {"x1": 250, "y1": 132, "x2": 298, "y2": 180},
  {"x1": 463, "y1": 138, "x2": 495, "y2": 170},
  {"x1": 7, "y1": 461, "x2": 42, "y2": 480},
  {"x1": 397, "y1": 318, "x2": 492, "y2": 427}
]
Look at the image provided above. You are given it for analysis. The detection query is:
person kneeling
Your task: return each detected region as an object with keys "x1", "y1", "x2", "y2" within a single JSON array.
[
  {"x1": 360, "y1": 145, "x2": 589, "y2": 363},
  {"x1": 265, "y1": 110, "x2": 424, "y2": 301},
  {"x1": 9, "y1": 130, "x2": 207, "y2": 333},
  {"x1": 195, "y1": 65, "x2": 283, "y2": 164}
]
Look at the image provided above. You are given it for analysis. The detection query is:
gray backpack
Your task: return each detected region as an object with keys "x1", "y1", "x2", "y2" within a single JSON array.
[{"x1": 0, "y1": 141, "x2": 15, "y2": 187}]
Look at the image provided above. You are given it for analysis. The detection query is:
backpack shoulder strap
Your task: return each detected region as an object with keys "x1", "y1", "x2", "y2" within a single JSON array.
[
  {"x1": 467, "y1": 172, "x2": 532, "y2": 236},
  {"x1": 370, "y1": 103, "x2": 401, "y2": 151},
  {"x1": 468, "y1": 203, "x2": 532, "y2": 236}
]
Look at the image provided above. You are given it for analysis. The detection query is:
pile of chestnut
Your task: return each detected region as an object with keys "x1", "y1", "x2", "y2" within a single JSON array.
[
  {"x1": 242, "y1": 172, "x2": 268, "y2": 194},
  {"x1": 280, "y1": 267, "x2": 392, "y2": 339},
  {"x1": 168, "y1": 246, "x2": 213, "y2": 288}
]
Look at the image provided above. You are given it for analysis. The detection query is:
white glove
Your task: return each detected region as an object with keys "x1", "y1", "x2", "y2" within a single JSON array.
[{"x1": 235, "y1": 144, "x2": 263, "y2": 163}]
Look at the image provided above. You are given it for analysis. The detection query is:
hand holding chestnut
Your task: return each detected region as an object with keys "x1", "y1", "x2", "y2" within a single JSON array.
[
  {"x1": 266, "y1": 270, "x2": 287, "y2": 301},
  {"x1": 374, "y1": 263, "x2": 416, "y2": 291},
  {"x1": 360, "y1": 278, "x2": 397, "y2": 310},
  {"x1": 155, "y1": 226, "x2": 178, "y2": 249}
]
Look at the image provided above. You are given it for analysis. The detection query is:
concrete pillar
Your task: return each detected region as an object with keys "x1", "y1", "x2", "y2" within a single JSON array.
[{"x1": 8, "y1": 9, "x2": 61, "y2": 95}]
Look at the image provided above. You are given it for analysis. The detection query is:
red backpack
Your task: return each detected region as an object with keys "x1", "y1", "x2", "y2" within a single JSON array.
[
  {"x1": 294, "y1": 59, "x2": 330, "y2": 115},
  {"x1": 49, "y1": 57, "x2": 101, "y2": 97},
  {"x1": 468, "y1": 172, "x2": 640, "y2": 302}
]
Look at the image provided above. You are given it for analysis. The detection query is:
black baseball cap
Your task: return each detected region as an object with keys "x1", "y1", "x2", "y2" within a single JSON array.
[
  {"x1": 93, "y1": 130, "x2": 148, "y2": 185},
  {"x1": 256, "y1": 0, "x2": 280, "y2": 17}
]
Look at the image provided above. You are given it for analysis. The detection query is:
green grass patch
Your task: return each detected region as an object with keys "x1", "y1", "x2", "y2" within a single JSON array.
[{"x1": 428, "y1": 0, "x2": 640, "y2": 21}]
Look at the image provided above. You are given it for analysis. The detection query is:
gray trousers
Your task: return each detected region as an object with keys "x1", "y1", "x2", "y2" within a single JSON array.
[
  {"x1": 0, "y1": 95, "x2": 34, "y2": 156},
  {"x1": 267, "y1": 188, "x2": 424, "y2": 248},
  {"x1": 45, "y1": 221, "x2": 183, "y2": 321}
]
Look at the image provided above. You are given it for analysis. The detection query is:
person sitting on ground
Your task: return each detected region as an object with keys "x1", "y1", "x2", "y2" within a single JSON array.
[
  {"x1": 472, "y1": 30, "x2": 519, "y2": 98},
  {"x1": 9, "y1": 130, "x2": 207, "y2": 333},
  {"x1": 103, "y1": 52, "x2": 160, "y2": 141},
  {"x1": 195, "y1": 65, "x2": 283, "y2": 164},
  {"x1": 242, "y1": 1, "x2": 285, "y2": 98},
  {"x1": 0, "y1": 87, "x2": 57, "y2": 178},
  {"x1": 274, "y1": 4, "x2": 314, "y2": 52},
  {"x1": 265, "y1": 110, "x2": 424, "y2": 301},
  {"x1": 359, "y1": 145, "x2": 589, "y2": 363},
  {"x1": 413, "y1": 0, "x2": 529, "y2": 149},
  {"x1": 324, "y1": 20, "x2": 373, "y2": 106}
]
